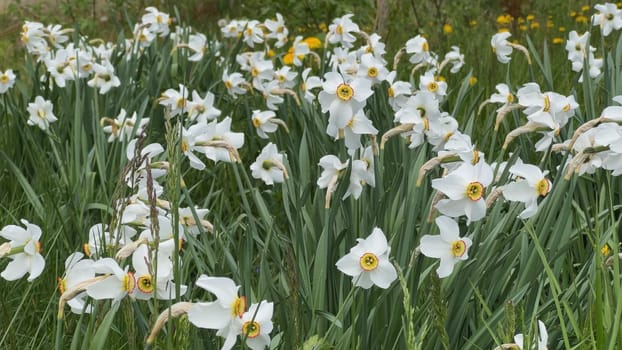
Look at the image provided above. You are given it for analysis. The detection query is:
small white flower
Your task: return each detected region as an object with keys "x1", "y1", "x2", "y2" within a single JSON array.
[
  {"x1": 491, "y1": 32, "x2": 513, "y2": 64},
  {"x1": 27, "y1": 96, "x2": 58, "y2": 130},
  {"x1": 0, "y1": 219, "x2": 45, "y2": 282},
  {"x1": 431, "y1": 160, "x2": 493, "y2": 224},
  {"x1": 250, "y1": 143, "x2": 287, "y2": 185},
  {"x1": 502, "y1": 163, "x2": 552, "y2": 219},
  {"x1": 592, "y1": 3, "x2": 622, "y2": 36},
  {"x1": 420, "y1": 216, "x2": 472, "y2": 278},
  {"x1": 336, "y1": 227, "x2": 397, "y2": 289},
  {"x1": 0, "y1": 69, "x2": 16, "y2": 93},
  {"x1": 328, "y1": 14, "x2": 359, "y2": 48}
]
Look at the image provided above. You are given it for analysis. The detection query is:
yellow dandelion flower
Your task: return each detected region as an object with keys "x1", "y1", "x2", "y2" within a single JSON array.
[
  {"x1": 618, "y1": 2, "x2": 622, "y2": 8},
  {"x1": 558, "y1": 26, "x2": 566, "y2": 32},
  {"x1": 602, "y1": 244, "x2": 611, "y2": 256},
  {"x1": 499, "y1": 28, "x2": 510, "y2": 33},
  {"x1": 581, "y1": 5, "x2": 590, "y2": 12},
  {"x1": 469, "y1": 76, "x2": 477, "y2": 86},
  {"x1": 518, "y1": 17, "x2": 525, "y2": 24},
  {"x1": 318, "y1": 22, "x2": 327, "y2": 32},
  {"x1": 547, "y1": 20, "x2": 554, "y2": 28},
  {"x1": 526, "y1": 14, "x2": 535, "y2": 21},
  {"x1": 520, "y1": 24, "x2": 528, "y2": 31},
  {"x1": 576, "y1": 15, "x2": 588, "y2": 23},
  {"x1": 443, "y1": 24, "x2": 453, "y2": 34},
  {"x1": 552, "y1": 37, "x2": 564, "y2": 44},
  {"x1": 470, "y1": 19, "x2": 478, "y2": 26},
  {"x1": 303, "y1": 37, "x2": 322, "y2": 50},
  {"x1": 530, "y1": 21, "x2": 540, "y2": 29},
  {"x1": 570, "y1": 10, "x2": 577, "y2": 17},
  {"x1": 497, "y1": 14, "x2": 513, "y2": 25}
]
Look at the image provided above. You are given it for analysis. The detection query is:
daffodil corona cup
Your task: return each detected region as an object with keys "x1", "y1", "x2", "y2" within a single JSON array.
[{"x1": 3, "y1": 2, "x2": 622, "y2": 349}]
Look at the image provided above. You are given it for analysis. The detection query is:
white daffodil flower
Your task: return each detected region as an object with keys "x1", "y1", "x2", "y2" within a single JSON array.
[
  {"x1": 328, "y1": 14, "x2": 359, "y2": 48},
  {"x1": 198, "y1": 117, "x2": 244, "y2": 163},
  {"x1": 58, "y1": 252, "x2": 95, "y2": 314},
  {"x1": 405, "y1": 35, "x2": 431, "y2": 64},
  {"x1": 326, "y1": 109, "x2": 378, "y2": 155},
  {"x1": 385, "y1": 71, "x2": 412, "y2": 112},
  {"x1": 250, "y1": 143, "x2": 288, "y2": 185},
  {"x1": 236, "y1": 302, "x2": 274, "y2": 350},
  {"x1": 188, "y1": 90, "x2": 221, "y2": 122},
  {"x1": 502, "y1": 163, "x2": 552, "y2": 219},
  {"x1": 142, "y1": 7, "x2": 170, "y2": 37},
  {"x1": 27, "y1": 96, "x2": 58, "y2": 130},
  {"x1": 187, "y1": 275, "x2": 247, "y2": 350},
  {"x1": 264, "y1": 13, "x2": 288, "y2": 48},
  {"x1": 0, "y1": 69, "x2": 16, "y2": 93},
  {"x1": 87, "y1": 61, "x2": 120, "y2": 94},
  {"x1": 420, "y1": 216, "x2": 472, "y2": 278},
  {"x1": 318, "y1": 71, "x2": 373, "y2": 128},
  {"x1": 592, "y1": 3, "x2": 622, "y2": 36},
  {"x1": 102, "y1": 109, "x2": 149, "y2": 142},
  {"x1": 432, "y1": 160, "x2": 493, "y2": 224},
  {"x1": 0, "y1": 219, "x2": 45, "y2": 282},
  {"x1": 132, "y1": 241, "x2": 186, "y2": 300},
  {"x1": 491, "y1": 31, "x2": 513, "y2": 64},
  {"x1": 335, "y1": 227, "x2": 397, "y2": 289},
  {"x1": 159, "y1": 84, "x2": 190, "y2": 117},
  {"x1": 419, "y1": 70, "x2": 447, "y2": 98},
  {"x1": 86, "y1": 258, "x2": 135, "y2": 302},
  {"x1": 251, "y1": 110, "x2": 280, "y2": 139},
  {"x1": 357, "y1": 53, "x2": 388, "y2": 84}
]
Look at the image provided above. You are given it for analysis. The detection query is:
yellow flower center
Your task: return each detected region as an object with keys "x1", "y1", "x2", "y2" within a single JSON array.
[
  {"x1": 224, "y1": 80, "x2": 232, "y2": 90},
  {"x1": 242, "y1": 320, "x2": 261, "y2": 338},
  {"x1": 465, "y1": 181, "x2": 484, "y2": 201},
  {"x1": 359, "y1": 252, "x2": 379, "y2": 271},
  {"x1": 231, "y1": 296, "x2": 246, "y2": 317},
  {"x1": 562, "y1": 103, "x2": 571, "y2": 112},
  {"x1": 472, "y1": 151, "x2": 480, "y2": 165},
  {"x1": 181, "y1": 140, "x2": 188, "y2": 153},
  {"x1": 37, "y1": 108, "x2": 46, "y2": 119},
  {"x1": 252, "y1": 116, "x2": 262, "y2": 128},
  {"x1": 387, "y1": 87, "x2": 394, "y2": 98},
  {"x1": 422, "y1": 117, "x2": 430, "y2": 131},
  {"x1": 507, "y1": 93, "x2": 514, "y2": 103},
  {"x1": 336, "y1": 25, "x2": 344, "y2": 35},
  {"x1": 137, "y1": 275, "x2": 154, "y2": 293},
  {"x1": 0, "y1": 75, "x2": 9, "y2": 84},
  {"x1": 422, "y1": 41, "x2": 429, "y2": 52},
  {"x1": 536, "y1": 178, "x2": 550, "y2": 196},
  {"x1": 83, "y1": 243, "x2": 91, "y2": 257},
  {"x1": 451, "y1": 240, "x2": 467, "y2": 257},
  {"x1": 58, "y1": 277, "x2": 67, "y2": 294},
  {"x1": 367, "y1": 67, "x2": 378, "y2": 78},
  {"x1": 251, "y1": 67, "x2": 259, "y2": 77},
  {"x1": 156, "y1": 14, "x2": 163, "y2": 24},
  {"x1": 176, "y1": 97, "x2": 187, "y2": 109},
  {"x1": 336, "y1": 83, "x2": 354, "y2": 101},
  {"x1": 123, "y1": 272, "x2": 136, "y2": 293},
  {"x1": 543, "y1": 95, "x2": 551, "y2": 112},
  {"x1": 428, "y1": 81, "x2": 439, "y2": 92}
]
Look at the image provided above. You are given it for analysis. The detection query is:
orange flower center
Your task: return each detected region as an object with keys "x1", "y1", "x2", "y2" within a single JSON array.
[
  {"x1": 242, "y1": 320, "x2": 261, "y2": 338},
  {"x1": 231, "y1": 296, "x2": 246, "y2": 318}
]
